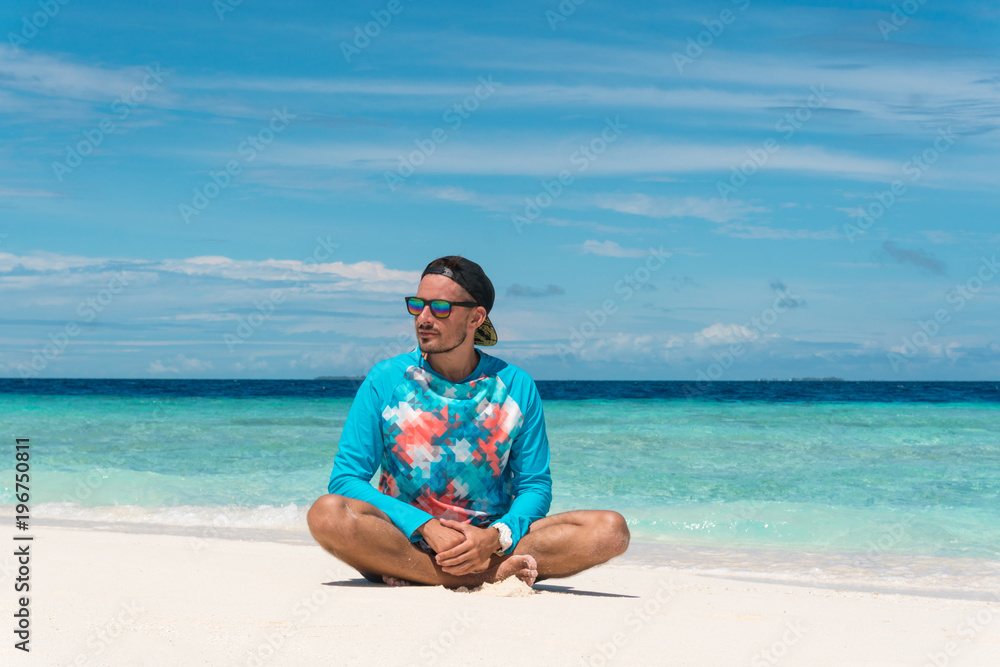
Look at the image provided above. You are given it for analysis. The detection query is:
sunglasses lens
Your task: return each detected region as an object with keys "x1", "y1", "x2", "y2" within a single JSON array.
[
  {"x1": 406, "y1": 298, "x2": 424, "y2": 316},
  {"x1": 430, "y1": 300, "x2": 451, "y2": 318}
]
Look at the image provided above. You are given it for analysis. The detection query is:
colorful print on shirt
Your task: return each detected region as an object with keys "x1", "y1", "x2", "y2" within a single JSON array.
[{"x1": 379, "y1": 363, "x2": 524, "y2": 525}]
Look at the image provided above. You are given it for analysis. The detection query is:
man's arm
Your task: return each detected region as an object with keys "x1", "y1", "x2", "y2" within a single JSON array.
[
  {"x1": 493, "y1": 377, "x2": 552, "y2": 552},
  {"x1": 327, "y1": 374, "x2": 435, "y2": 542}
]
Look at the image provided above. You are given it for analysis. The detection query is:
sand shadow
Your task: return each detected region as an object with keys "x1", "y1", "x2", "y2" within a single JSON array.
[
  {"x1": 532, "y1": 584, "x2": 638, "y2": 598},
  {"x1": 321, "y1": 579, "x2": 636, "y2": 597},
  {"x1": 322, "y1": 578, "x2": 387, "y2": 587}
]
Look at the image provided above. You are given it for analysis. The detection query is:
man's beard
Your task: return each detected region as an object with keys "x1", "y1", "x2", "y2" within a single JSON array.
[{"x1": 417, "y1": 325, "x2": 467, "y2": 355}]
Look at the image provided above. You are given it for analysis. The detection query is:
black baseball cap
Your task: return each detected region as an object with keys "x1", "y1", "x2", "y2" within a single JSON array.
[{"x1": 421, "y1": 256, "x2": 498, "y2": 346}]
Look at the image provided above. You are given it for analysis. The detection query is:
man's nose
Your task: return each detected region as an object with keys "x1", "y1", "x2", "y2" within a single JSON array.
[{"x1": 415, "y1": 304, "x2": 435, "y2": 324}]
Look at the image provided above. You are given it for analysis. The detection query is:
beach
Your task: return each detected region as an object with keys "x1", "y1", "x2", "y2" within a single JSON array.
[{"x1": 4, "y1": 521, "x2": 998, "y2": 666}]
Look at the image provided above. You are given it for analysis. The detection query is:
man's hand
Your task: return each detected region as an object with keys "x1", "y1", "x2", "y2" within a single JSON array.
[
  {"x1": 417, "y1": 518, "x2": 465, "y2": 554},
  {"x1": 433, "y1": 520, "x2": 501, "y2": 576}
]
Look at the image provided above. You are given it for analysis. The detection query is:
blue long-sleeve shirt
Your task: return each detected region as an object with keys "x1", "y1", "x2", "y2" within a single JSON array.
[{"x1": 327, "y1": 347, "x2": 552, "y2": 552}]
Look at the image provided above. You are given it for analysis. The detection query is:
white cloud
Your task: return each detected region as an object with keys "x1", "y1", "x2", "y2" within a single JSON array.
[
  {"x1": 534, "y1": 332, "x2": 685, "y2": 364},
  {"x1": 0, "y1": 251, "x2": 419, "y2": 293},
  {"x1": 0, "y1": 45, "x2": 180, "y2": 107},
  {"x1": 0, "y1": 251, "x2": 112, "y2": 273},
  {"x1": 594, "y1": 193, "x2": 762, "y2": 223},
  {"x1": 715, "y1": 223, "x2": 841, "y2": 241},
  {"x1": 259, "y1": 140, "x2": 899, "y2": 180},
  {"x1": 148, "y1": 354, "x2": 214, "y2": 374},
  {"x1": 578, "y1": 240, "x2": 647, "y2": 258},
  {"x1": 694, "y1": 323, "x2": 763, "y2": 346},
  {"x1": 421, "y1": 185, "x2": 477, "y2": 202},
  {"x1": 0, "y1": 187, "x2": 62, "y2": 198},
  {"x1": 233, "y1": 359, "x2": 270, "y2": 372}
]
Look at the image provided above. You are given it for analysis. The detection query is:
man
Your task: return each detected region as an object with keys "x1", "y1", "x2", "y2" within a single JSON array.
[{"x1": 307, "y1": 255, "x2": 629, "y2": 587}]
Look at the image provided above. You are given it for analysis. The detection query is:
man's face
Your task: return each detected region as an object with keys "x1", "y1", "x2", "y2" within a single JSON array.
[{"x1": 413, "y1": 274, "x2": 483, "y2": 355}]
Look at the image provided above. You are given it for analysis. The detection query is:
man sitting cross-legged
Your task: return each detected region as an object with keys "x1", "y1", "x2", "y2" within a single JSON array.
[{"x1": 307, "y1": 255, "x2": 630, "y2": 587}]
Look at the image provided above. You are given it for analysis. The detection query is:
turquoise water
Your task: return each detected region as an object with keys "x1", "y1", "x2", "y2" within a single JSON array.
[{"x1": 2, "y1": 393, "x2": 998, "y2": 563}]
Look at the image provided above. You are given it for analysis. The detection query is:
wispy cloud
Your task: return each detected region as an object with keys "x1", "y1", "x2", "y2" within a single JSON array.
[
  {"x1": 594, "y1": 194, "x2": 762, "y2": 224},
  {"x1": 715, "y1": 223, "x2": 841, "y2": 240},
  {"x1": 0, "y1": 187, "x2": 62, "y2": 198},
  {"x1": 258, "y1": 140, "x2": 900, "y2": 180},
  {"x1": 0, "y1": 251, "x2": 420, "y2": 292},
  {"x1": 693, "y1": 322, "x2": 778, "y2": 346},
  {"x1": 148, "y1": 353, "x2": 214, "y2": 374},
  {"x1": 577, "y1": 240, "x2": 649, "y2": 258}
]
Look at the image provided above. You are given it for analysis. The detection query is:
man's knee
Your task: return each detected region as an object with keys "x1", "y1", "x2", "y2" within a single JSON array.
[
  {"x1": 307, "y1": 494, "x2": 355, "y2": 543},
  {"x1": 594, "y1": 510, "x2": 630, "y2": 557}
]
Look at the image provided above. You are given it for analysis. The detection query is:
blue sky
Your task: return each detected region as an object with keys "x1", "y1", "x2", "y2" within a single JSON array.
[{"x1": 1, "y1": 0, "x2": 998, "y2": 380}]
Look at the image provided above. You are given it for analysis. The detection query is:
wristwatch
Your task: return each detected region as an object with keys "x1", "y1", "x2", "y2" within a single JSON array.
[{"x1": 492, "y1": 522, "x2": 512, "y2": 556}]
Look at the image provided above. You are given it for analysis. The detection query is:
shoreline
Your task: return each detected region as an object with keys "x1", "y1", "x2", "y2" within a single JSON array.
[{"x1": 4, "y1": 524, "x2": 998, "y2": 666}]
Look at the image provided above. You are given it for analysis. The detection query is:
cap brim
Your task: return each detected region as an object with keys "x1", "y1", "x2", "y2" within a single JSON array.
[{"x1": 474, "y1": 314, "x2": 498, "y2": 346}]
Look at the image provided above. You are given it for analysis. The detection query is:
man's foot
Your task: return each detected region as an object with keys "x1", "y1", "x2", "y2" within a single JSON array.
[
  {"x1": 492, "y1": 554, "x2": 538, "y2": 587},
  {"x1": 382, "y1": 575, "x2": 412, "y2": 587}
]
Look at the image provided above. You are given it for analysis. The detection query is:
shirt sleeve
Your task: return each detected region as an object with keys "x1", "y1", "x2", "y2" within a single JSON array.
[
  {"x1": 493, "y1": 376, "x2": 552, "y2": 552},
  {"x1": 327, "y1": 371, "x2": 434, "y2": 542}
]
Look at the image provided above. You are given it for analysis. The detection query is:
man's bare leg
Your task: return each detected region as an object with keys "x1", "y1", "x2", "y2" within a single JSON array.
[
  {"x1": 512, "y1": 510, "x2": 631, "y2": 580},
  {"x1": 307, "y1": 494, "x2": 536, "y2": 587},
  {"x1": 307, "y1": 495, "x2": 630, "y2": 586}
]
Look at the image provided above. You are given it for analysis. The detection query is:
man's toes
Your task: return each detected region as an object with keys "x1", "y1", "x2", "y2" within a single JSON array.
[
  {"x1": 499, "y1": 554, "x2": 538, "y2": 587},
  {"x1": 382, "y1": 575, "x2": 412, "y2": 587}
]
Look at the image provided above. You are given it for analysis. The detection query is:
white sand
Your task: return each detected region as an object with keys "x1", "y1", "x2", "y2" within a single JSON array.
[
  {"x1": 456, "y1": 576, "x2": 535, "y2": 597},
  {"x1": 3, "y1": 525, "x2": 999, "y2": 666}
]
